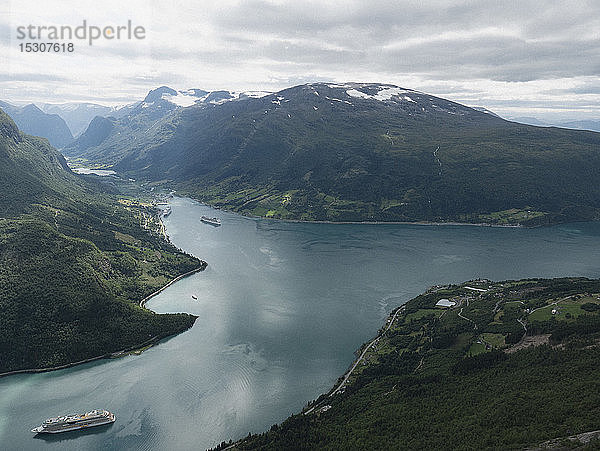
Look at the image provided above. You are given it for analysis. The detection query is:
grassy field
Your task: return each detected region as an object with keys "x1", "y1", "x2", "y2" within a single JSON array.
[
  {"x1": 528, "y1": 296, "x2": 600, "y2": 322},
  {"x1": 467, "y1": 341, "x2": 487, "y2": 356}
]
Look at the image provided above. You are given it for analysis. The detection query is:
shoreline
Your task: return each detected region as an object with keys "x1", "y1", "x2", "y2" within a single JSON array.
[
  {"x1": 75, "y1": 171, "x2": 588, "y2": 229},
  {"x1": 139, "y1": 262, "x2": 208, "y2": 309},
  {"x1": 263, "y1": 217, "x2": 523, "y2": 228},
  {"x1": 0, "y1": 335, "x2": 162, "y2": 378},
  {"x1": 180, "y1": 196, "x2": 524, "y2": 228},
  {"x1": 0, "y1": 262, "x2": 207, "y2": 379},
  {"x1": 303, "y1": 304, "x2": 407, "y2": 416}
]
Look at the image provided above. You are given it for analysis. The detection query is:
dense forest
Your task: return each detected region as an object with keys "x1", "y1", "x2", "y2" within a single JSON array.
[
  {"x1": 0, "y1": 109, "x2": 202, "y2": 373},
  {"x1": 218, "y1": 277, "x2": 600, "y2": 450}
]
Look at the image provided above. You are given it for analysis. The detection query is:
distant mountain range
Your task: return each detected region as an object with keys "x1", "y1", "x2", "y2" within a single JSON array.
[
  {"x1": 1, "y1": 87, "x2": 288, "y2": 147},
  {"x1": 0, "y1": 100, "x2": 73, "y2": 148},
  {"x1": 0, "y1": 99, "x2": 140, "y2": 147},
  {"x1": 5, "y1": 86, "x2": 600, "y2": 155},
  {"x1": 63, "y1": 82, "x2": 600, "y2": 226},
  {"x1": 509, "y1": 116, "x2": 600, "y2": 132},
  {"x1": 38, "y1": 102, "x2": 129, "y2": 136},
  {"x1": 63, "y1": 85, "x2": 276, "y2": 161}
]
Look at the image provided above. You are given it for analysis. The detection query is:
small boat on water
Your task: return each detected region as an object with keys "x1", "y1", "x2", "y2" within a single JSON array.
[
  {"x1": 191, "y1": 295, "x2": 198, "y2": 300},
  {"x1": 31, "y1": 410, "x2": 115, "y2": 434},
  {"x1": 201, "y1": 216, "x2": 221, "y2": 227}
]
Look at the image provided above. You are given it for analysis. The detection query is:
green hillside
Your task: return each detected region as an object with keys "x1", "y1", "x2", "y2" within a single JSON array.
[
  {"x1": 221, "y1": 277, "x2": 600, "y2": 450},
  {"x1": 0, "y1": 109, "x2": 201, "y2": 373},
  {"x1": 65, "y1": 83, "x2": 600, "y2": 225}
]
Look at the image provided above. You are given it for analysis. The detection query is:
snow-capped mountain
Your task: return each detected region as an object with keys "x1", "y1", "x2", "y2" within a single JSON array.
[{"x1": 63, "y1": 82, "x2": 600, "y2": 225}]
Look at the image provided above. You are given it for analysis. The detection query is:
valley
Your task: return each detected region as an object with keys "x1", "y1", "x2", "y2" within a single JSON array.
[
  {"x1": 2, "y1": 196, "x2": 600, "y2": 450},
  {"x1": 2, "y1": 82, "x2": 600, "y2": 449}
]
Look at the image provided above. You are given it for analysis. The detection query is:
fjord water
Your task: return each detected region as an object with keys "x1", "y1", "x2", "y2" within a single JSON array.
[{"x1": 2, "y1": 197, "x2": 600, "y2": 450}]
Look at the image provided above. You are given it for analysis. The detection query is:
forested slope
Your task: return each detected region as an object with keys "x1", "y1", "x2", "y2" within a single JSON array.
[{"x1": 0, "y1": 109, "x2": 201, "y2": 373}]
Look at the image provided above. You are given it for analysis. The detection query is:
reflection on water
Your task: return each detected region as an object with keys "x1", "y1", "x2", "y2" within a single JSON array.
[
  {"x1": 33, "y1": 422, "x2": 115, "y2": 443},
  {"x1": 2, "y1": 198, "x2": 600, "y2": 450}
]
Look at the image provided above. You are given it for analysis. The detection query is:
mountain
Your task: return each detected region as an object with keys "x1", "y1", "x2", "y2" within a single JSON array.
[
  {"x1": 509, "y1": 117, "x2": 600, "y2": 133},
  {"x1": 65, "y1": 82, "x2": 600, "y2": 226},
  {"x1": 0, "y1": 101, "x2": 73, "y2": 147},
  {"x1": 39, "y1": 101, "x2": 146, "y2": 137},
  {"x1": 557, "y1": 119, "x2": 600, "y2": 133},
  {"x1": 219, "y1": 277, "x2": 600, "y2": 450},
  {"x1": 0, "y1": 108, "x2": 202, "y2": 373},
  {"x1": 67, "y1": 115, "x2": 117, "y2": 153},
  {"x1": 39, "y1": 102, "x2": 114, "y2": 136},
  {"x1": 471, "y1": 106, "x2": 501, "y2": 118},
  {"x1": 509, "y1": 116, "x2": 550, "y2": 127},
  {"x1": 62, "y1": 85, "x2": 270, "y2": 161},
  {"x1": 61, "y1": 86, "x2": 185, "y2": 160}
]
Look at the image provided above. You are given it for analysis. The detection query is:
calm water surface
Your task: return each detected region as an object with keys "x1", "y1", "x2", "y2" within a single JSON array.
[{"x1": 1, "y1": 197, "x2": 599, "y2": 450}]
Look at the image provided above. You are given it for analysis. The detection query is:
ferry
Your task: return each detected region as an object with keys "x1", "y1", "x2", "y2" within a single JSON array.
[
  {"x1": 201, "y1": 216, "x2": 221, "y2": 227},
  {"x1": 31, "y1": 410, "x2": 115, "y2": 434}
]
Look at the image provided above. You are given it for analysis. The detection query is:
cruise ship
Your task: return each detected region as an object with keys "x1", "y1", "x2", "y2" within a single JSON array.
[
  {"x1": 31, "y1": 409, "x2": 115, "y2": 434},
  {"x1": 201, "y1": 216, "x2": 221, "y2": 226}
]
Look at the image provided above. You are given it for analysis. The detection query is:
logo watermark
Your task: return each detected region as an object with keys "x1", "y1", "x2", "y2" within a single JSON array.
[{"x1": 16, "y1": 20, "x2": 146, "y2": 52}]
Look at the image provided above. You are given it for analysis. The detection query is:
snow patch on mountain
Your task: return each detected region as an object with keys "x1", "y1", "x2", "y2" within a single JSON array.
[
  {"x1": 162, "y1": 91, "x2": 203, "y2": 107},
  {"x1": 373, "y1": 87, "x2": 412, "y2": 100},
  {"x1": 160, "y1": 89, "x2": 272, "y2": 108},
  {"x1": 205, "y1": 90, "x2": 272, "y2": 105},
  {"x1": 346, "y1": 86, "x2": 414, "y2": 102},
  {"x1": 327, "y1": 83, "x2": 353, "y2": 89},
  {"x1": 325, "y1": 96, "x2": 353, "y2": 105},
  {"x1": 241, "y1": 91, "x2": 271, "y2": 99},
  {"x1": 346, "y1": 89, "x2": 371, "y2": 99}
]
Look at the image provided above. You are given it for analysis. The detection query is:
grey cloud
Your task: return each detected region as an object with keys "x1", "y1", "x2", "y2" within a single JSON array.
[
  {"x1": 542, "y1": 83, "x2": 600, "y2": 96},
  {"x1": 377, "y1": 36, "x2": 600, "y2": 82},
  {"x1": 0, "y1": 73, "x2": 70, "y2": 82},
  {"x1": 4, "y1": 0, "x2": 600, "y2": 120},
  {"x1": 197, "y1": 1, "x2": 600, "y2": 83},
  {"x1": 475, "y1": 98, "x2": 600, "y2": 109}
]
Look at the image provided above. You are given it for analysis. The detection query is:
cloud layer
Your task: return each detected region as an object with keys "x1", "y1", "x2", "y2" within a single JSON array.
[{"x1": 1, "y1": 0, "x2": 599, "y2": 120}]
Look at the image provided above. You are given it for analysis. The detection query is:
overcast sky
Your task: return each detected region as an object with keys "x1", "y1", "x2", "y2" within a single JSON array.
[{"x1": 1, "y1": 0, "x2": 599, "y2": 120}]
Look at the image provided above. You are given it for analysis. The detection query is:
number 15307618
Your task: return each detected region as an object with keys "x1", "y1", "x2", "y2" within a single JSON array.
[{"x1": 19, "y1": 42, "x2": 74, "y2": 52}]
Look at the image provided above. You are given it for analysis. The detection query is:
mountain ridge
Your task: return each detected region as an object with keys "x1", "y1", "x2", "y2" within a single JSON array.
[
  {"x1": 64, "y1": 82, "x2": 600, "y2": 226},
  {"x1": 0, "y1": 100, "x2": 73, "y2": 148}
]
